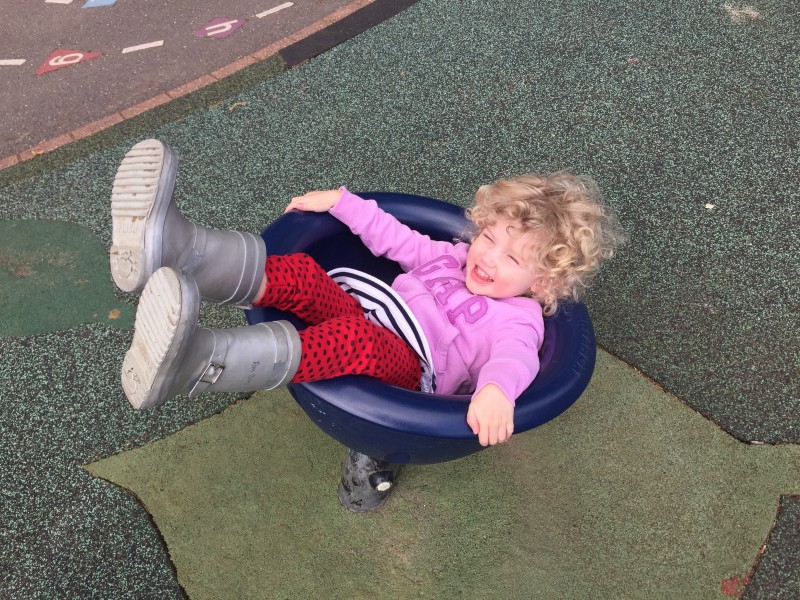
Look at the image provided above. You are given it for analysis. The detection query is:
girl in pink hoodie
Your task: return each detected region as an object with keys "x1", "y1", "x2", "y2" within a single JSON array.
[{"x1": 110, "y1": 140, "x2": 621, "y2": 447}]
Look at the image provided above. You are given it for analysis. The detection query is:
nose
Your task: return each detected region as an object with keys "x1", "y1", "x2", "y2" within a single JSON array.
[{"x1": 483, "y1": 245, "x2": 501, "y2": 266}]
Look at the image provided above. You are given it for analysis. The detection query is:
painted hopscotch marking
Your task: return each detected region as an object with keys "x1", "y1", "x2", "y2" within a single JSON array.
[
  {"x1": 1, "y1": 59, "x2": 27, "y2": 66},
  {"x1": 83, "y1": 0, "x2": 119, "y2": 7},
  {"x1": 256, "y1": 2, "x2": 293, "y2": 18},
  {"x1": 194, "y1": 18, "x2": 247, "y2": 39},
  {"x1": 122, "y1": 40, "x2": 164, "y2": 54},
  {"x1": 36, "y1": 49, "x2": 102, "y2": 75}
]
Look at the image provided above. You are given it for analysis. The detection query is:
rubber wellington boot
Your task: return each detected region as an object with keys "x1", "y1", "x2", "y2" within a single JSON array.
[
  {"x1": 121, "y1": 267, "x2": 301, "y2": 410},
  {"x1": 110, "y1": 138, "x2": 266, "y2": 306}
]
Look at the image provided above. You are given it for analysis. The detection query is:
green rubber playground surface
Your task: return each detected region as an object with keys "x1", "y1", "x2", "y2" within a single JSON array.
[
  {"x1": 88, "y1": 352, "x2": 800, "y2": 598},
  {"x1": 1, "y1": 0, "x2": 798, "y2": 598}
]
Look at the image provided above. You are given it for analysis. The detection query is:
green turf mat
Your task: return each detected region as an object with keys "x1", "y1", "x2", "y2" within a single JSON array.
[
  {"x1": 88, "y1": 350, "x2": 800, "y2": 599},
  {"x1": 0, "y1": 220, "x2": 133, "y2": 336}
]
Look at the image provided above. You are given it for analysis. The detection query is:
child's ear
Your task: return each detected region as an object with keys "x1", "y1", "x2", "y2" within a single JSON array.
[{"x1": 527, "y1": 277, "x2": 546, "y2": 300}]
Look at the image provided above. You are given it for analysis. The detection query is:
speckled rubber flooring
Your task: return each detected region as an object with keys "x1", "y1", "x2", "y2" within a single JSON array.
[{"x1": 1, "y1": 0, "x2": 798, "y2": 597}]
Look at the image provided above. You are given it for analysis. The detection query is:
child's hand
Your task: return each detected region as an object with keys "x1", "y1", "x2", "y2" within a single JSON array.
[
  {"x1": 466, "y1": 384, "x2": 515, "y2": 446},
  {"x1": 284, "y1": 189, "x2": 343, "y2": 213}
]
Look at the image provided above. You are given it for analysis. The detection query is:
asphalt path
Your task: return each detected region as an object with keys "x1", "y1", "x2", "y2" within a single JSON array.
[{"x1": 1, "y1": 0, "x2": 364, "y2": 160}]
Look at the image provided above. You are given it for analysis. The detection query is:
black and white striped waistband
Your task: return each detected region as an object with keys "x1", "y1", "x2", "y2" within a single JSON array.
[{"x1": 329, "y1": 267, "x2": 435, "y2": 393}]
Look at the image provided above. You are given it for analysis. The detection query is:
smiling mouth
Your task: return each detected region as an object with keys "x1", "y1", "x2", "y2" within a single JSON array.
[{"x1": 473, "y1": 265, "x2": 493, "y2": 283}]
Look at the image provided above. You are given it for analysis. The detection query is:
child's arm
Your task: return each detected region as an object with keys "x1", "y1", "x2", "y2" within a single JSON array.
[
  {"x1": 286, "y1": 188, "x2": 456, "y2": 271},
  {"x1": 466, "y1": 384, "x2": 515, "y2": 446},
  {"x1": 467, "y1": 321, "x2": 541, "y2": 446}
]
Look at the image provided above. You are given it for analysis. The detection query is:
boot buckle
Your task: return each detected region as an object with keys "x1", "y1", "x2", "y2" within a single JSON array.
[
  {"x1": 189, "y1": 362, "x2": 225, "y2": 398},
  {"x1": 200, "y1": 362, "x2": 225, "y2": 384}
]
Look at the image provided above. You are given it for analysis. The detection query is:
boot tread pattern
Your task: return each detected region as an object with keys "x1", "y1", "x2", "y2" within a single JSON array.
[
  {"x1": 122, "y1": 268, "x2": 183, "y2": 409},
  {"x1": 110, "y1": 140, "x2": 164, "y2": 214},
  {"x1": 110, "y1": 139, "x2": 169, "y2": 292}
]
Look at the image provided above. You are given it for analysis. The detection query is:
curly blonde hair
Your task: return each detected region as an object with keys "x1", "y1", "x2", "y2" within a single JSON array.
[{"x1": 466, "y1": 172, "x2": 623, "y2": 316}]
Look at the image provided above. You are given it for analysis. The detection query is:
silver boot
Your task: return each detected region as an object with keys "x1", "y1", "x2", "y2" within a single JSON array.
[
  {"x1": 110, "y1": 139, "x2": 266, "y2": 305},
  {"x1": 122, "y1": 267, "x2": 301, "y2": 410}
]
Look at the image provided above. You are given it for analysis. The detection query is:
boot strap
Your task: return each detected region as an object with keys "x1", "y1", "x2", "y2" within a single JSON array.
[{"x1": 189, "y1": 329, "x2": 229, "y2": 397}]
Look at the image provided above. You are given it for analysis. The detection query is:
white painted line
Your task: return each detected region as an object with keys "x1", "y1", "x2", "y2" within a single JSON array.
[
  {"x1": 0, "y1": 59, "x2": 27, "y2": 66},
  {"x1": 256, "y1": 2, "x2": 293, "y2": 18},
  {"x1": 121, "y1": 40, "x2": 164, "y2": 54},
  {"x1": 46, "y1": 0, "x2": 74, "y2": 3}
]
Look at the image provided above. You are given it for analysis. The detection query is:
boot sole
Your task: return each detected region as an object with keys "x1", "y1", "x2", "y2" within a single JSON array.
[
  {"x1": 110, "y1": 139, "x2": 177, "y2": 293},
  {"x1": 122, "y1": 267, "x2": 199, "y2": 409}
]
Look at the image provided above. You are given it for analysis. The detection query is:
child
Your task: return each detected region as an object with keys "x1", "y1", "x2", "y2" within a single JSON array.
[{"x1": 110, "y1": 139, "x2": 620, "y2": 446}]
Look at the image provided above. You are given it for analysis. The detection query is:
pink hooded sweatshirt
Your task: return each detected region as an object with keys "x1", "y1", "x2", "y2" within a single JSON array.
[{"x1": 329, "y1": 189, "x2": 544, "y2": 404}]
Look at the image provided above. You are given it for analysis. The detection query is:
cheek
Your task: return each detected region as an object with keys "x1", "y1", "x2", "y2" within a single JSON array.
[{"x1": 508, "y1": 266, "x2": 537, "y2": 291}]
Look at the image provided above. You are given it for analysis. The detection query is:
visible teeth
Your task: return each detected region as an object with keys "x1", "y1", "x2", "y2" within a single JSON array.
[{"x1": 476, "y1": 266, "x2": 492, "y2": 281}]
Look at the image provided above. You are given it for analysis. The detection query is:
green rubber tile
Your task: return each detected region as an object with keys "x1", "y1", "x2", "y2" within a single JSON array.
[
  {"x1": 0, "y1": 220, "x2": 134, "y2": 336},
  {"x1": 0, "y1": 323, "x2": 246, "y2": 598},
  {"x1": 87, "y1": 351, "x2": 800, "y2": 599},
  {"x1": 746, "y1": 497, "x2": 800, "y2": 599}
]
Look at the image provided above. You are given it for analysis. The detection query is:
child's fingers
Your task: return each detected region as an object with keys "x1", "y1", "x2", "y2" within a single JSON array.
[
  {"x1": 479, "y1": 416, "x2": 494, "y2": 446},
  {"x1": 486, "y1": 419, "x2": 513, "y2": 446},
  {"x1": 479, "y1": 429, "x2": 489, "y2": 447},
  {"x1": 285, "y1": 190, "x2": 340, "y2": 213},
  {"x1": 284, "y1": 198, "x2": 319, "y2": 214},
  {"x1": 283, "y1": 199, "x2": 303, "y2": 213},
  {"x1": 498, "y1": 422, "x2": 513, "y2": 444},
  {"x1": 285, "y1": 193, "x2": 318, "y2": 212},
  {"x1": 466, "y1": 406, "x2": 480, "y2": 436},
  {"x1": 491, "y1": 423, "x2": 504, "y2": 446},
  {"x1": 468, "y1": 398, "x2": 514, "y2": 446},
  {"x1": 283, "y1": 196, "x2": 302, "y2": 212}
]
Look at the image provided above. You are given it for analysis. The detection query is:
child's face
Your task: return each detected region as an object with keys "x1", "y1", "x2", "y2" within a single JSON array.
[{"x1": 466, "y1": 218, "x2": 542, "y2": 300}]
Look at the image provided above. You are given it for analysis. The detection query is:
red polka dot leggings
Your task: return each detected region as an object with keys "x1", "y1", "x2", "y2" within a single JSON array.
[{"x1": 253, "y1": 253, "x2": 421, "y2": 390}]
